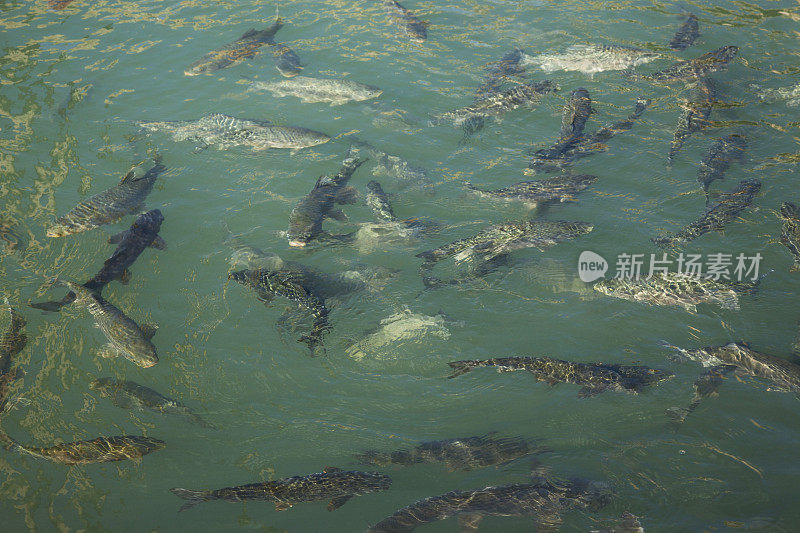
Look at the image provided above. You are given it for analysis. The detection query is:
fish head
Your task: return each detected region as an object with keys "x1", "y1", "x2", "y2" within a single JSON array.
[
  {"x1": 46, "y1": 223, "x2": 71, "y2": 238},
  {"x1": 130, "y1": 348, "x2": 159, "y2": 369},
  {"x1": 715, "y1": 45, "x2": 739, "y2": 62},
  {"x1": 132, "y1": 209, "x2": 165, "y2": 232},
  {"x1": 287, "y1": 208, "x2": 321, "y2": 247},
  {"x1": 131, "y1": 436, "x2": 167, "y2": 455},
  {"x1": 184, "y1": 58, "x2": 220, "y2": 77}
]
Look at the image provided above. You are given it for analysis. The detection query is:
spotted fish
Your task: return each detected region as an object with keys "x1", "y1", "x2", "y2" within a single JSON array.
[
  {"x1": 667, "y1": 76, "x2": 716, "y2": 165},
  {"x1": 185, "y1": 24, "x2": 282, "y2": 76},
  {"x1": 64, "y1": 282, "x2": 158, "y2": 368},
  {"x1": 137, "y1": 114, "x2": 329, "y2": 152},
  {"x1": 697, "y1": 134, "x2": 747, "y2": 198},
  {"x1": 367, "y1": 476, "x2": 612, "y2": 532},
  {"x1": 652, "y1": 178, "x2": 760, "y2": 248},
  {"x1": 0, "y1": 300, "x2": 26, "y2": 414},
  {"x1": 641, "y1": 45, "x2": 738, "y2": 82},
  {"x1": 468, "y1": 174, "x2": 597, "y2": 207},
  {"x1": 46, "y1": 156, "x2": 164, "y2": 238},
  {"x1": 33, "y1": 209, "x2": 165, "y2": 312},
  {"x1": 170, "y1": 467, "x2": 391, "y2": 512},
  {"x1": 91, "y1": 378, "x2": 215, "y2": 429},
  {"x1": 355, "y1": 434, "x2": 548, "y2": 471},
  {"x1": 446, "y1": 356, "x2": 672, "y2": 397},
  {"x1": 475, "y1": 48, "x2": 526, "y2": 99},
  {"x1": 0, "y1": 433, "x2": 165, "y2": 465},
  {"x1": 779, "y1": 202, "x2": 800, "y2": 272},
  {"x1": 669, "y1": 14, "x2": 700, "y2": 51}
]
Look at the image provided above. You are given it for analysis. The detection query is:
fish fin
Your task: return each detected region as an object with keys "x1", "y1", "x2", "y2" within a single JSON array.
[
  {"x1": 326, "y1": 208, "x2": 348, "y2": 222},
  {"x1": 140, "y1": 324, "x2": 158, "y2": 340},
  {"x1": 275, "y1": 502, "x2": 292, "y2": 511},
  {"x1": 457, "y1": 513, "x2": 483, "y2": 533},
  {"x1": 170, "y1": 488, "x2": 215, "y2": 511},
  {"x1": 119, "y1": 169, "x2": 137, "y2": 184},
  {"x1": 97, "y1": 343, "x2": 123, "y2": 359},
  {"x1": 240, "y1": 28, "x2": 258, "y2": 39},
  {"x1": 577, "y1": 386, "x2": 606, "y2": 398},
  {"x1": 447, "y1": 361, "x2": 473, "y2": 379},
  {"x1": 150, "y1": 235, "x2": 167, "y2": 250},
  {"x1": 323, "y1": 466, "x2": 342, "y2": 473},
  {"x1": 118, "y1": 269, "x2": 132, "y2": 285},
  {"x1": 108, "y1": 230, "x2": 129, "y2": 244},
  {"x1": 335, "y1": 186, "x2": 359, "y2": 205},
  {"x1": 327, "y1": 494, "x2": 352, "y2": 511}
]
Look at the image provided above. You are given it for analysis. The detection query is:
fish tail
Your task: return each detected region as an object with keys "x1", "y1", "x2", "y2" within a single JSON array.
[
  {"x1": 447, "y1": 360, "x2": 475, "y2": 379},
  {"x1": 170, "y1": 488, "x2": 216, "y2": 511}
]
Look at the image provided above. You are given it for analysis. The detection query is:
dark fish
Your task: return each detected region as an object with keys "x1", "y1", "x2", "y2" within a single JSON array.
[
  {"x1": 468, "y1": 174, "x2": 597, "y2": 207},
  {"x1": 0, "y1": 433, "x2": 164, "y2": 465},
  {"x1": 652, "y1": 178, "x2": 760, "y2": 248},
  {"x1": 665, "y1": 341, "x2": 800, "y2": 394},
  {"x1": 0, "y1": 300, "x2": 26, "y2": 414},
  {"x1": 47, "y1": 156, "x2": 164, "y2": 238},
  {"x1": 367, "y1": 476, "x2": 612, "y2": 532},
  {"x1": 65, "y1": 282, "x2": 158, "y2": 368},
  {"x1": 137, "y1": 114, "x2": 329, "y2": 151},
  {"x1": 366, "y1": 180, "x2": 397, "y2": 222},
  {"x1": 171, "y1": 467, "x2": 391, "y2": 512},
  {"x1": 446, "y1": 356, "x2": 672, "y2": 397},
  {"x1": 430, "y1": 80, "x2": 557, "y2": 136},
  {"x1": 33, "y1": 209, "x2": 165, "y2": 312},
  {"x1": 355, "y1": 434, "x2": 548, "y2": 471},
  {"x1": 697, "y1": 134, "x2": 747, "y2": 197},
  {"x1": 593, "y1": 272, "x2": 747, "y2": 312},
  {"x1": 287, "y1": 154, "x2": 366, "y2": 247},
  {"x1": 666, "y1": 364, "x2": 738, "y2": 424},
  {"x1": 560, "y1": 88, "x2": 593, "y2": 140},
  {"x1": 669, "y1": 14, "x2": 700, "y2": 51},
  {"x1": 642, "y1": 45, "x2": 738, "y2": 82},
  {"x1": 0, "y1": 218, "x2": 26, "y2": 254},
  {"x1": 384, "y1": 0, "x2": 428, "y2": 43},
  {"x1": 779, "y1": 202, "x2": 800, "y2": 272},
  {"x1": 667, "y1": 76, "x2": 716, "y2": 165},
  {"x1": 228, "y1": 268, "x2": 330, "y2": 353},
  {"x1": 527, "y1": 97, "x2": 649, "y2": 174},
  {"x1": 185, "y1": 24, "x2": 281, "y2": 76},
  {"x1": 475, "y1": 48, "x2": 526, "y2": 99},
  {"x1": 90, "y1": 378, "x2": 215, "y2": 429},
  {"x1": 268, "y1": 41, "x2": 303, "y2": 78},
  {"x1": 416, "y1": 220, "x2": 593, "y2": 265}
]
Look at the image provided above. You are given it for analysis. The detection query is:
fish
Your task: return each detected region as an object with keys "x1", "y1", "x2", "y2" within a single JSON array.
[
  {"x1": 592, "y1": 272, "x2": 747, "y2": 312},
  {"x1": 429, "y1": 80, "x2": 557, "y2": 136},
  {"x1": 170, "y1": 467, "x2": 392, "y2": 512},
  {"x1": 46, "y1": 156, "x2": 164, "y2": 238},
  {"x1": 652, "y1": 178, "x2": 761, "y2": 248},
  {"x1": 641, "y1": 45, "x2": 738, "y2": 82},
  {"x1": 355, "y1": 434, "x2": 548, "y2": 471},
  {"x1": 778, "y1": 202, "x2": 800, "y2": 272},
  {"x1": 287, "y1": 154, "x2": 366, "y2": 247},
  {"x1": 475, "y1": 48, "x2": 526, "y2": 99},
  {"x1": 64, "y1": 282, "x2": 158, "y2": 368},
  {"x1": 384, "y1": 0, "x2": 428, "y2": 43},
  {"x1": 345, "y1": 309, "x2": 452, "y2": 360},
  {"x1": 366, "y1": 180, "x2": 397, "y2": 222},
  {"x1": 0, "y1": 218, "x2": 26, "y2": 254},
  {"x1": 527, "y1": 97, "x2": 650, "y2": 174},
  {"x1": 0, "y1": 300, "x2": 27, "y2": 414},
  {"x1": 753, "y1": 82, "x2": 800, "y2": 107},
  {"x1": 669, "y1": 14, "x2": 700, "y2": 51},
  {"x1": 348, "y1": 138, "x2": 430, "y2": 188},
  {"x1": 667, "y1": 76, "x2": 716, "y2": 165},
  {"x1": 244, "y1": 76, "x2": 382, "y2": 105},
  {"x1": 0, "y1": 433, "x2": 165, "y2": 465},
  {"x1": 522, "y1": 44, "x2": 659, "y2": 77},
  {"x1": 416, "y1": 220, "x2": 593, "y2": 265},
  {"x1": 33, "y1": 209, "x2": 165, "y2": 312},
  {"x1": 184, "y1": 24, "x2": 282, "y2": 76},
  {"x1": 228, "y1": 267, "x2": 331, "y2": 353},
  {"x1": 367, "y1": 476, "x2": 613, "y2": 532},
  {"x1": 90, "y1": 378, "x2": 216, "y2": 429},
  {"x1": 137, "y1": 114, "x2": 329, "y2": 152},
  {"x1": 697, "y1": 134, "x2": 747, "y2": 197},
  {"x1": 664, "y1": 341, "x2": 800, "y2": 394},
  {"x1": 665, "y1": 364, "x2": 738, "y2": 424},
  {"x1": 468, "y1": 174, "x2": 597, "y2": 207},
  {"x1": 268, "y1": 41, "x2": 303, "y2": 78},
  {"x1": 446, "y1": 356, "x2": 672, "y2": 397},
  {"x1": 526, "y1": 88, "x2": 594, "y2": 166}
]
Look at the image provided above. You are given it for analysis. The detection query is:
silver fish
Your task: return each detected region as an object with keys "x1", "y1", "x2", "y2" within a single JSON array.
[
  {"x1": 244, "y1": 76, "x2": 382, "y2": 105},
  {"x1": 523, "y1": 44, "x2": 659, "y2": 77}
]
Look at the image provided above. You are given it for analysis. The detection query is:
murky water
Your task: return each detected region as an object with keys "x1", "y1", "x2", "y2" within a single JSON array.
[{"x1": 1, "y1": 0, "x2": 799, "y2": 531}]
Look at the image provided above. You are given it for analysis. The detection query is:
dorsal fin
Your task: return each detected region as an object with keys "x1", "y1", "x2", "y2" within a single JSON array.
[{"x1": 119, "y1": 169, "x2": 137, "y2": 184}]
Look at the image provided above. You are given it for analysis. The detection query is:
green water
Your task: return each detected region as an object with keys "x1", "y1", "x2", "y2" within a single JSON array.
[{"x1": 1, "y1": 0, "x2": 800, "y2": 531}]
